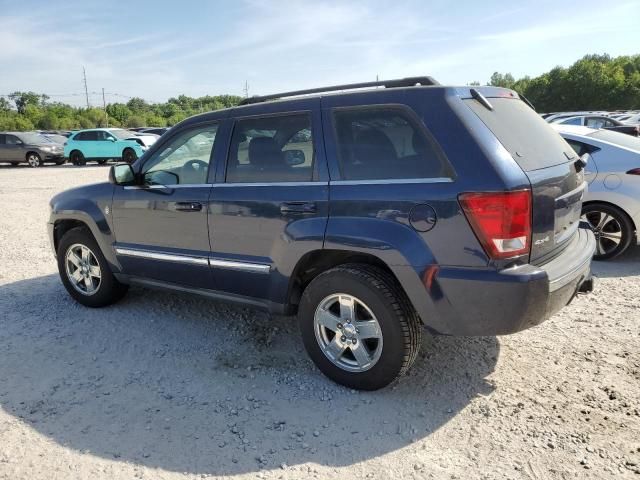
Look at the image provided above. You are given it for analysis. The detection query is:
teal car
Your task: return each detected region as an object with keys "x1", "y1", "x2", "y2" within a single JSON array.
[{"x1": 64, "y1": 128, "x2": 149, "y2": 165}]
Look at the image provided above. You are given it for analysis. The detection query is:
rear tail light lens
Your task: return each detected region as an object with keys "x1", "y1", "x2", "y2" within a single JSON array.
[
  {"x1": 626, "y1": 168, "x2": 640, "y2": 175},
  {"x1": 459, "y1": 190, "x2": 532, "y2": 259}
]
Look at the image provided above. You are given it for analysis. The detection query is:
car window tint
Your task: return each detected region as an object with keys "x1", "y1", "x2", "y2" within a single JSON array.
[
  {"x1": 226, "y1": 113, "x2": 314, "y2": 183},
  {"x1": 0, "y1": 134, "x2": 5, "y2": 145},
  {"x1": 562, "y1": 117, "x2": 582, "y2": 126},
  {"x1": 5, "y1": 135, "x2": 20, "y2": 145},
  {"x1": 333, "y1": 106, "x2": 453, "y2": 180},
  {"x1": 142, "y1": 124, "x2": 218, "y2": 185}
]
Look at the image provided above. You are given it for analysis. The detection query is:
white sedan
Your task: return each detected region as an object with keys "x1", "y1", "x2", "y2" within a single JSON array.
[{"x1": 552, "y1": 124, "x2": 640, "y2": 260}]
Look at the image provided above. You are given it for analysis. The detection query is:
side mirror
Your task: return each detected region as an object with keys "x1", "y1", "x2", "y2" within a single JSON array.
[
  {"x1": 284, "y1": 149, "x2": 305, "y2": 166},
  {"x1": 15, "y1": 140, "x2": 23, "y2": 145},
  {"x1": 109, "y1": 164, "x2": 136, "y2": 185},
  {"x1": 108, "y1": 137, "x2": 116, "y2": 142}
]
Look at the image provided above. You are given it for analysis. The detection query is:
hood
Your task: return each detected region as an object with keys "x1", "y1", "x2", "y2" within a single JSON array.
[{"x1": 128, "y1": 134, "x2": 158, "y2": 148}]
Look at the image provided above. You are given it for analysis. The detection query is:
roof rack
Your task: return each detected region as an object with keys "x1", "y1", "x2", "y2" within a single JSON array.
[{"x1": 238, "y1": 76, "x2": 440, "y2": 106}]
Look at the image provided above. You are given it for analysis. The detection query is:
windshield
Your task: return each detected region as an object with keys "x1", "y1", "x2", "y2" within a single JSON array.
[
  {"x1": 109, "y1": 129, "x2": 134, "y2": 140},
  {"x1": 590, "y1": 129, "x2": 640, "y2": 152},
  {"x1": 17, "y1": 133, "x2": 51, "y2": 144}
]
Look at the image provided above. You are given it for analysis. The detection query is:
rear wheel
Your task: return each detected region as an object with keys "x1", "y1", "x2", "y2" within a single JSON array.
[
  {"x1": 298, "y1": 264, "x2": 421, "y2": 390},
  {"x1": 57, "y1": 227, "x2": 128, "y2": 307},
  {"x1": 122, "y1": 148, "x2": 137, "y2": 164},
  {"x1": 582, "y1": 203, "x2": 634, "y2": 260},
  {"x1": 26, "y1": 152, "x2": 42, "y2": 167},
  {"x1": 70, "y1": 150, "x2": 86, "y2": 166}
]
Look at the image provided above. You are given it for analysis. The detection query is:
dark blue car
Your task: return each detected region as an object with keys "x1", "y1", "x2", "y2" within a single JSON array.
[{"x1": 49, "y1": 77, "x2": 595, "y2": 390}]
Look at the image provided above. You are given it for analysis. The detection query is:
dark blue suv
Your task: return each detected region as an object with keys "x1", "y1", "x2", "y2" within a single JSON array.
[{"x1": 49, "y1": 77, "x2": 596, "y2": 390}]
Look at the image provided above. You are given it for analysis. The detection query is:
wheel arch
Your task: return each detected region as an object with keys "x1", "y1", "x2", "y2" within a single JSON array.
[{"x1": 285, "y1": 249, "x2": 422, "y2": 321}]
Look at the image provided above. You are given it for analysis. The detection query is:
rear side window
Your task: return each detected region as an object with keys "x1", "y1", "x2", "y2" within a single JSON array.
[
  {"x1": 333, "y1": 106, "x2": 452, "y2": 181},
  {"x1": 465, "y1": 98, "x2": 577, "y2": 171},
  {"x1": 226, "y1": 113, "x2": 314, "y2": 183}
]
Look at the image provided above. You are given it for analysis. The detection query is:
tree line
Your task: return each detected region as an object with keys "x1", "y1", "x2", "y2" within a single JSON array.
[
  {"x1": 1, "y1": 53, "x2": 638, "y2": 131},
  {"x1": 483, "y1": 53, "x2": 640, "y2": 112},
  {"x1": 0, "y1": 93, "x2": 243, "y2": 131}
]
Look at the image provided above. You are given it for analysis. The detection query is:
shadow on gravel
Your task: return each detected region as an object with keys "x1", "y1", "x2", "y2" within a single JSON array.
[
  {"x1": 0, "y1": 274, "x2": 498, "y2": 476},
  {"x1": 591, "y1": 245, "x2": 640, "y2": 278}
]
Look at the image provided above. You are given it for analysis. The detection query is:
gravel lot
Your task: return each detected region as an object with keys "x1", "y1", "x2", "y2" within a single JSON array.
[{"x1": 0, "y1": 164, "x2": 639, "y2": 480}]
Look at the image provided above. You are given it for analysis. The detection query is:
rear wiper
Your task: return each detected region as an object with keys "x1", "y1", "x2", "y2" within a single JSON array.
[
  {"x1": 470, "y1": 88, "x2": 494, "y2": 111},
  {"x1": 518, "y1": 93, "x2": 536, "y2": 111}
]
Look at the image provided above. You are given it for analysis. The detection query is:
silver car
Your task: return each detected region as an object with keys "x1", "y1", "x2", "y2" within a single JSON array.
[{"x1": 552, "y1": 124, "x2": 640, "y2": 260}]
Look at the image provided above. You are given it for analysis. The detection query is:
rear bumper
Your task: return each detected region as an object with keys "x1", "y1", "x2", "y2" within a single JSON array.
[{"x1": 410, "y1": 226, "x2": 596, "y2": 336}]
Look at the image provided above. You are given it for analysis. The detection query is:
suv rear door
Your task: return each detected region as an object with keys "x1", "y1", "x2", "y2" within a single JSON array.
[
  {"x1": 207, "y1": 98, "x2": 329, "y2": 304},
  {"x1": 465, "y1": 94, "x2": 586, "y2": 263}
]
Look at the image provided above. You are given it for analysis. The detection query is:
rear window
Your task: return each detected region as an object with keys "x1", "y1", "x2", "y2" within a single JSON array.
[
  {"x1": 589, "y1": 129, "x2": 640, "y2": 152},
  {"x1": 465, "y1": 97, "x2": 577, "y2": 171}
]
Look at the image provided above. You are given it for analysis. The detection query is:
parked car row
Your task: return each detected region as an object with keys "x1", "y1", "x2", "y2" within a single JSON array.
[
  {"x1": 0, "y1": 128, "x2": 164, "y2": 167},
  {"x1": 544, "y1": 111, "x2": 640, "y2": 136}
]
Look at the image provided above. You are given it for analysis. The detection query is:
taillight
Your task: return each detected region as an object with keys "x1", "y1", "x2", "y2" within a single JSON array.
[
  {"x1": 626, "y1": 168, "x2": 640, "y2": 175},
  {"x1": 459, "y1": 190, "x2": 532, "y2": 259}
]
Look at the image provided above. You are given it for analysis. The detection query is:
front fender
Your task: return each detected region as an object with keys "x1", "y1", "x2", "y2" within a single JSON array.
[{"x1": 49, "y1": 183, "x2": 120, "y2": 269}]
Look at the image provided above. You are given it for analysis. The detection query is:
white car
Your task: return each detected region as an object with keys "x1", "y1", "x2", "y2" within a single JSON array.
[
  {"x1": 552, "y1": 124, "x2": 640, "y2": 259},
  {"x1": 622, "y1": 113, "x2": 640, "y2": 125}
]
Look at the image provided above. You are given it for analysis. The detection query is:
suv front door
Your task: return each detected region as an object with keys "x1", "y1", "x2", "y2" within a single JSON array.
[
  {"x1": 208, "y1": 100, "x2": 329, "y2": 306},
  {"x1": 4, "y1": 134, "x2": 24, "y2": 162},
  {"x1": 111, "y1": 122, "x2": 220, "y2": 288}
]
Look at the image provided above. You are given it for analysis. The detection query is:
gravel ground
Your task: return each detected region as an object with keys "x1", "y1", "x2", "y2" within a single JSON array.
[{"x1": 0, "y1": 164, "x2": 638, "y2": 480}]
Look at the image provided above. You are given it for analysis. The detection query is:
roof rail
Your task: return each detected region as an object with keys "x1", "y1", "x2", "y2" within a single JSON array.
[{"x1": 238, "y1": 76, "x2": 440, "y2": 106}]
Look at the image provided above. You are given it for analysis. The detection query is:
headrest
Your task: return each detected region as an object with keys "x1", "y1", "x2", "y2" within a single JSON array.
[
  {"x1": 352, "y1": 128, "x2": 397, "y2": 164},
  {"x1": 248, "y1": 137, "x2": 284, "y2": 168}
]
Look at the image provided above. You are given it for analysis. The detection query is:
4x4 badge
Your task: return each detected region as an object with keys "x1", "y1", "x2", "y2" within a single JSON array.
[{"x1": 534, "y1": 236, "x2": 549, "y2": 245}]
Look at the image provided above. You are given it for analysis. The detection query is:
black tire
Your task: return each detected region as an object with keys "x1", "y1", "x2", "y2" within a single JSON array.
[
  {"x1": 582, "y1": 203, "x2": 634, "y2": 260},
  {"x1": 298, "y1": 263, "x2": 421, "y2": 390},
  {"x1": 26, "y1": 152, "x2": 42, "y2": 167},
  {"x1": 122, "y1": 148, "x2": 137, "y2": 164},
  {"x1": 57, "y1": 227, "x2": 128, "y2": 307},
  {"x1": 70, "y1": 150, "x2": 86, "y2": 166}
]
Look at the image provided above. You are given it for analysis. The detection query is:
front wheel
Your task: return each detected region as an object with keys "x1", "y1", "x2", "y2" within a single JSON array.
[
  {"x1": 298, "y1": 264, "x2": 422, "y2": 390},
  {"x1": 582, "y1": 203, "x2": 634, "y2": 260},
  {"x1": 27, "y1": 153, "x2": 42, "y2": 167},
  {"x1": 70, "y1": 150, "x2": 86, "y2": 166},
  {"x1": 57, "y1": 227, "x2": 128, "y2": 307},
  {"x1": 122, "y1": 148, "x2": 137, "y2": 164}
]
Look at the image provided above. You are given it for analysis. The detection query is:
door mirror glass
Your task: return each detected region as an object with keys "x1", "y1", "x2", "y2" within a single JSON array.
[
  {"x1": 144, "y1": 170, "x2": 179, "y2": 186},
  {"x1": 109, "y1": 164, "x2": 136, "y2": 185},
  {"x1": 284, "y1": 149, "x2": 305, "y2": 166}
]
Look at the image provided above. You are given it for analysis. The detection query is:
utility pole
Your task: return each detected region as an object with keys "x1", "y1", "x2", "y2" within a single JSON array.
[
  {"x1": 243, "y1": 80, "x2": 249, "y2": 98},
  {"x1": 102, "y1": 88, "x2": 108, "y2": 127},
  {"x1": 82, "y1": 67, "x2": 90, "y2": 108}
]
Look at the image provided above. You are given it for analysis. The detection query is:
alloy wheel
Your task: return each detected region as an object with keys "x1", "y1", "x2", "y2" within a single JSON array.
[
  {"x1": 27, "y1": 154, "x2": 41, "y2": 167},
  {"x1": 313, "y1": 293, "x2": 383, "y2": 372},
  {"x1": 582, "y1": 210, "x2": 623, "y2": 257},
  {"x1": 64, "y1": 243, "x2": 102, "y2": 295}
]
